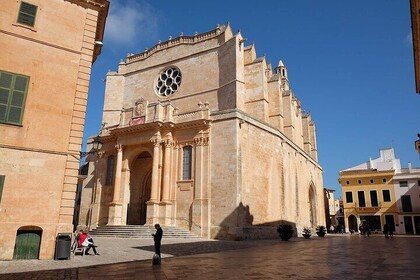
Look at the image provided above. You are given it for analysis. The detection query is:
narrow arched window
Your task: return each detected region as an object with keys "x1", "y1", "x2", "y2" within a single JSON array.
[
  {"x1": 182, "y1": 146, "x2": 192, "y2": 180},
  {"x1": 105, "y1": 155, "x2": 115, "y2": 185}
]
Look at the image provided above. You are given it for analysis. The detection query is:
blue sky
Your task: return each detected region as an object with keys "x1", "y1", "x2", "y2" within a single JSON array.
[{"x1": 84, "y1": 0, "x2": 420, "y2": 198}]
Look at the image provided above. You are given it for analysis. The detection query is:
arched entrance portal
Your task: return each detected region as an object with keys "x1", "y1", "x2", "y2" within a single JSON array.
[
  {"x1": 348, "y1": 215, "x2": 358, "y2": 232},
  {"x1": 309, "y1": 184, "x2": 317, "y2": 228},
  {"x1": 127, "y1": 151, "x2": 152, "y2": 225}
]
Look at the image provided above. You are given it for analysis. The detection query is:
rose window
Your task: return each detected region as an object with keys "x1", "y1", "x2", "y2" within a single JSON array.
[{"x1": 155, "y1": 67, "x2": 182, "y2": 97}]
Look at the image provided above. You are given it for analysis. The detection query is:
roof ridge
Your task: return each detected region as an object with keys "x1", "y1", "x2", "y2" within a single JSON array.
[{"x1": 126, "y1": 24, "x2": 227, "y2": 63}]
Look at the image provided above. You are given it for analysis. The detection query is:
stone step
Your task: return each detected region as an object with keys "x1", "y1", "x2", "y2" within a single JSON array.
[{"x1": 90, "y1": 226, "x2": 198, "y2": 239}]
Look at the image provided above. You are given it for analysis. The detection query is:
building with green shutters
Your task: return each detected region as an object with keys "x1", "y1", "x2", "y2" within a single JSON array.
[{"x1": 0, "y1": 0, "x2": 108, "y2": 260}]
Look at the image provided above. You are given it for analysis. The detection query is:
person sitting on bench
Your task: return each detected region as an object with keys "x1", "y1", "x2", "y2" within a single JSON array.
[{"x1": 78, "y1": 230, "x2": 100, "y2": 256}]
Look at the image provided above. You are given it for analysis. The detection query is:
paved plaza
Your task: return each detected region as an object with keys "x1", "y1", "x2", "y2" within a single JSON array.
[{"x1": 0, "y1": 234, "x2": 419, "y2": 279}]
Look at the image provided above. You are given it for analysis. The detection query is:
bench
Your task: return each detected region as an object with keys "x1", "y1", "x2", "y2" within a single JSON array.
[{"x1": 71, "y1": 234, "x2": 88, "y2": 256}]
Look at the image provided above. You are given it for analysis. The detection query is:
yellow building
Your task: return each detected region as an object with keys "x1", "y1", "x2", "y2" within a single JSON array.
[
  {"x1": 0, "y1": 0, "x2": 108, "y2": 260},
  {"x1": 339, "y1": 148, "x2": 399, "y2": 233}
]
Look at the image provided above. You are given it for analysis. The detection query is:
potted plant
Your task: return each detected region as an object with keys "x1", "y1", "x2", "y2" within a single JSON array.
[
  {"x1": 316, "y1": 225, "x2": 327, "y2": 237},
  {"x1": 277, "y1": 224, "x2": 294, "y2": 241},
  {"x1": 302, "y1": 227, "x2": 312, "y2": 239}
]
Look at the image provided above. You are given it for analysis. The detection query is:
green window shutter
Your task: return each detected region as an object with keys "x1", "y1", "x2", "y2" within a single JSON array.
[
  {"x1": 17, "y1": 2, "x2": 38, "y2": 27},
  {"x1": 0, "y1": 71, "x2": 29, "y2": 125},
  {"x1": 0, "y1": 73, "x2": 12, "y2": 122},
  {"x1": 0, "y1": 175, "x2": 5, "y2": 204}
]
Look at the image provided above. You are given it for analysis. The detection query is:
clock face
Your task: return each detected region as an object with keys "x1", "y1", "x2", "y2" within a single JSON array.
[{"x1": 155, "y1": 67, "x2": 182, "y2": 97}]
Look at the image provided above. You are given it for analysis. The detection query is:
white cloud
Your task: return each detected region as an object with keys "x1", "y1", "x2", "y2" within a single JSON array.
[{"x1": 104, "y1": 0, "x2": 158, "y2": 46}]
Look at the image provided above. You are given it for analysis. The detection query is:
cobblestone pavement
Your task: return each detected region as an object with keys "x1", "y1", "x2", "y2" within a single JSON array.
[{"x1": 0, "y1": 234, "x2": 419, "y2": 279}]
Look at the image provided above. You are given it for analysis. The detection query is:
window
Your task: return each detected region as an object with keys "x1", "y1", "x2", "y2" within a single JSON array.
[
  {"x1": 0, "y1": 71, "x2": 29, "y2": 125},
  {"x1": 345, "y1": 191, "x2": 353, "y2": 203},
  {"x1": 105, "y1": 155, "x2": 115, "y2": 185},
  {"x1": 17, "y1": 2, "x2": 38, "y2": 27},
  {"x1": 0, "y1": 175, "x2": 4, "y2": 204},
  {"x1": 401, "y1": 195, "x2": 412, "y2": 212},
  {"x1": 370, "y1": 179, "x2": 374, "y2": 184},
  {"x1": 358, "y1": 191, "x2": 366, "y2": 207},
  {"x1": 382, "y1": 189, "x2": 391, "y2": 202},
  {"x1": 370, "y1": 190, "x2": 378, "y2": 207},
  {"x1": 358, "y1": 180, "x2": 362, "y2": 185},
  {"x1": 399, "y1": 181, "x2": 408, "y2": 188},
  {"x1": 182, "y1": 146, "x2": 192, "y2": 180},
  {"x1": 155, "y1": 67, "x2": 182, "y2": 97},
  {"x1": 382, "y1": 178, "x2": 387, "y2": 183},
  {"x1": 346, "y1": 180, "x2": 350, "y2": 185}
]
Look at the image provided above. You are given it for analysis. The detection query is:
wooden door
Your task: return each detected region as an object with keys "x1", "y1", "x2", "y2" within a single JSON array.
[
  {"x1": 404, "y1": 216, "x2": 414, "y2": 235},
  {"x1": 414, "y1": 216, "x2": 420, "y2": 235},
  {"x1": 13, "y1": 230, "x2": 41, "y2": 259},
  {"x1": 384, "y1": 215, "x2": 395, "y2": 232}
]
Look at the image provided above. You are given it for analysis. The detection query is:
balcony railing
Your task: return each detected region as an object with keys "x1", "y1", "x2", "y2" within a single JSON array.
[
  {"x1": 345, "y1": 202, "x2": 383, "y2": 213},
  {"x1": 400, "y1": 207, "x2": 420, "y2": 213},
  {"x1": 355, "y1": 206, "x2": 381, "y2": 212}
]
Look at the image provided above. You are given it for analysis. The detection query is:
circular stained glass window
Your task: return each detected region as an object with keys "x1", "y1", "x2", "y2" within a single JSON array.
[{"x1": 155, "y1": 67, "x2": 182, "y2": 97}]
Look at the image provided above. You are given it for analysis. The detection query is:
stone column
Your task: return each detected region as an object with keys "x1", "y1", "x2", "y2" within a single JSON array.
[
  {"x1": 161, "y1": 133, "x2": 174, "y2": 226},
  {"x1": 111, "y1": 145, "x2": 123, "y2": 203},
  {"x1": 108, "y1": 145, "x2": 124, "y2": 225},
  {"x1": 150, "y1": 137, "x2": 161, "y2": 202},
  {"x1": 146, "y1": 132, "x2": 161, "y2": 225},
  {"x1": 192, "y1": 134, "x2": 210, "y2": 237},
  {"x1": 90, "y1": 151, "x2": 105, "y2": 229},
  {"x1": 162, "y1": 133, "x2": 173, "y2": 202}
]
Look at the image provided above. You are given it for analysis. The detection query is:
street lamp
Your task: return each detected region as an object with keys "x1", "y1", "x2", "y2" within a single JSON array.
[
  {"x1": 415, "y1": 134, "x2": 420, "y2": 156},
  {"x1": 80, "y1": 136, "x2": 103, "y2": 158},
  {"x1": 79, "y1": 135, "x2": 103, "y2": 230}
]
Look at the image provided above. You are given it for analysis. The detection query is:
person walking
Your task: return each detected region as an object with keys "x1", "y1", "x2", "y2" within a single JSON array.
[
  {"x1": 153, "y1": 224, "x2": 163, "y2": 257},
  {"x1": 365, "y1": 223, "x2": 371, "y2": 237},
  {"x1": 383, "y1": 223, "x2": 389, "y2": 239},
  {"x1": 359, "y1": 224, "x2": 364, "y2": 236},
  {"x1": 387, "y1": 223, "x2": 394, "y2": 238}
]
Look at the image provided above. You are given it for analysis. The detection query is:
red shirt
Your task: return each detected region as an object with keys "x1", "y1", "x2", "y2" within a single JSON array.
[{"x1": 77, "y1": 233, "x2": 88, "y2": 247}]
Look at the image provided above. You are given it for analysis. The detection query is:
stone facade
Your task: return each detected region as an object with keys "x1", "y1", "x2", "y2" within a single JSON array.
[
  {"x1": 80, "y1": 24, "x2": 324, "y2": 240},
  {"x1": 0, "y1": 0, "x2": 108, "y2": 260}
]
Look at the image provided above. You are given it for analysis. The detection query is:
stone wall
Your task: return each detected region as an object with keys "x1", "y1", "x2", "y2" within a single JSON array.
[
  {"x1": 0, "y1": 0, "x2": 107, "y2": 260},
  {"x1": 84, "y1": 23, "x2": 324, "y2": 242}
]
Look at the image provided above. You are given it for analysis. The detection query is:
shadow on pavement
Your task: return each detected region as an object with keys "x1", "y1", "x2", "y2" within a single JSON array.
[{"x1": 133, "y1": 240, "x2": 276, "y2": 257}]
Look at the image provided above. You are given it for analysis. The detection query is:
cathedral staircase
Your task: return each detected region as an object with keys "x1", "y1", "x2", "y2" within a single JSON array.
[{"x1": 89, "y1": 225, "x2": 199, "y2": 239}]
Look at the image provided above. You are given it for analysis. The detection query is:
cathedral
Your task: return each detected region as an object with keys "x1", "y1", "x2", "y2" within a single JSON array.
[{"x1": 79, "y1": 23, "x2": 325, "y2": 240}]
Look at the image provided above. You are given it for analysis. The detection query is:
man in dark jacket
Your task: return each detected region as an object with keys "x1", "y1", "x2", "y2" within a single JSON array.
[{"x1": 153, "y1": 224, "x2": 163, "y2": 257}]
